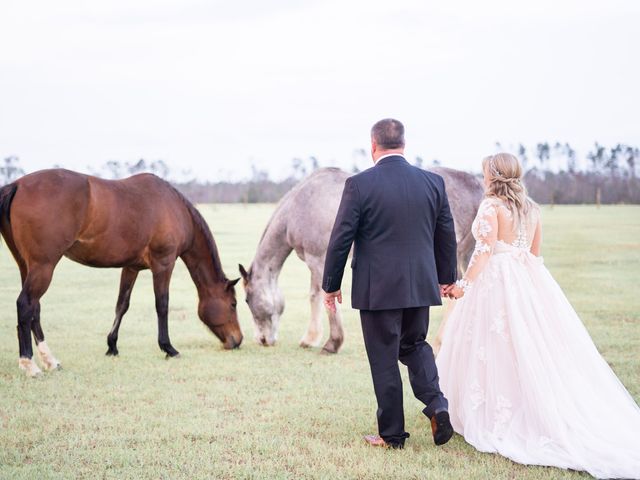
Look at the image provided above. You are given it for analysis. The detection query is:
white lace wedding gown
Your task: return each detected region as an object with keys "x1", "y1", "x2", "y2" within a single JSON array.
[{"x1": 436, "y1": 197, "x2": 640, "y2": 479}]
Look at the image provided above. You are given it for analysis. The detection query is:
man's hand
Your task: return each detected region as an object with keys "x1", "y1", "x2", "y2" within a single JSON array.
[
  {"x1": 440, "y1": 284, "x2": 454, "y2": 297},
  {"x1": 323, "y1": 290, "x2": 342, "y2": 313},
  {"x1": 440, "y1": 283, "x2": 463, "y2": 300}
]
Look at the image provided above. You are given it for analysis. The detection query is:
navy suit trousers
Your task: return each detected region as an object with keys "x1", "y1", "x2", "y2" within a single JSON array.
[{"x1": 360, "y1": 306, "x2": 448, "y2": 446}]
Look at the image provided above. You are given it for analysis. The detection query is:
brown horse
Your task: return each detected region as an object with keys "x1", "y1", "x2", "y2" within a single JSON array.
[{"x1": 0, "y1": 169, "x2": 242, "y2": 377}]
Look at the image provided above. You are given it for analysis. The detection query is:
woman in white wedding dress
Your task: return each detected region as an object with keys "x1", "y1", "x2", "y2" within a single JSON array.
[{"x1": 437, "y1": 153, "x2": 640, "y2": 479}]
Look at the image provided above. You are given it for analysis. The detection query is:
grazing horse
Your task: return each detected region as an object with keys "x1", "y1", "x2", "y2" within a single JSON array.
[
  {"x1": 239, "y1": 166, "x2": 483, "y2": 353},
  {"x1": 0, "y1": 169, "x2": 242, "y2": 377}
]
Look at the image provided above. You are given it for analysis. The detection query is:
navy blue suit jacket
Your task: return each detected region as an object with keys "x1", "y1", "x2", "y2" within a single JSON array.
[{"x1": 322, "y1": 155, "x2": 458, "y2": 310}]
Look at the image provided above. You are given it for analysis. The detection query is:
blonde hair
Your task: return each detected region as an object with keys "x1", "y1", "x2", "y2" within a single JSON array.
[{"x1": 482, "y1": 152, "x2": 533, "y2": 228}]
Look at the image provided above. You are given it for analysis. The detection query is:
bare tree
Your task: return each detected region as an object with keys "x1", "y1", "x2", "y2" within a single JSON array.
[
  {"x1": 536, "y1": 142, "x2": 551, "y2": 171},
  {"x1": 587, "y1": 143, "x2": 608, "y2": 206},
  {"x1": 104, "y1": 160, "x2": 125, "y2": 179},
  {"x1": 291, "y1": 158, "x2": 307, "y2": 179},
  {"x1": 150, "y1": 160, "x2": 170, "y2": 179},
  {"x1": 0, "y1": 156, "x2": 25, "y2": 185},
  {"x1": 565, "y1": 143, "x2": 577, "y2": 173},
  {"x1": 517, "y1": 144, "x2": 528, "y2": 171},
  {"x1": 625, "y1": 145, "x2": 639, "y2": 179},
  {"x1": 606, "y1": 145, "x2": 622, "y2": 177}
]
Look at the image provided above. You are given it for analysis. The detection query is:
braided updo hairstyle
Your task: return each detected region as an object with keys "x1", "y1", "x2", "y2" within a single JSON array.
[{"x1": 482, "y1": 152, "x2": 534, "y2": 228}]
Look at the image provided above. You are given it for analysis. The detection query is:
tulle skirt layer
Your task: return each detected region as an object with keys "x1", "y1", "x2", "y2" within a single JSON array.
[{"x1": 436, "y1": 244, "x2": 640, "y2": 479}]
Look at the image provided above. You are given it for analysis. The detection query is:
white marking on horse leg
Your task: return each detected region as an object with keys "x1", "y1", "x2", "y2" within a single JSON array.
[
  {"x1": 36, "y1": 341, "x2": 61, "y2": 370},
  {"x1": 433, "y1": 298, "x2": 456, "y2": 357},
  {"x1": 300, "y1": 279, "x2": 324, "y2": 348},
  {"x1": 299, "y1": 261, "x2": 325, "y2": 347},
  {"x1": 18, "y1": 358, "x2": 43, "y2": 377}
]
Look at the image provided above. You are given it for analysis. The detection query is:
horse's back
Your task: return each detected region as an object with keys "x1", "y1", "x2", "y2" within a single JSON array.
[
  {"x1": 279, "y1": 168, "x2": 350, "y2": 257},
  {"x1": 8, "y1": 169, "x2": 192, "y2": 268},
  {"x1": 273, "y1": 166, "x2": 481, "y2": 269},
  {"x1": 70, "y1": 173, "x2": 191, "y2": 267},
  {"x1": 428, "y1": 166, "x2": 483, "y2": 234},
  {"x1": 91, "y1": 173, "x2": 190, "y2": 234}
]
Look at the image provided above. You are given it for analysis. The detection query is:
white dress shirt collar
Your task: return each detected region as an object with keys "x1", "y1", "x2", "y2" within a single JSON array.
[{"x1": 374, "y1": 153, "x2": 406, "y2": 165}]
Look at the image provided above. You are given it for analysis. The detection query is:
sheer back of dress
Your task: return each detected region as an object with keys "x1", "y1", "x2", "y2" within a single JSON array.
[
  {"x1": 463, "y1": 196, "x2": 540, "y2": 285},
  {"x1": 485, "y1": 198, "x2": 540, "y2": 250}
]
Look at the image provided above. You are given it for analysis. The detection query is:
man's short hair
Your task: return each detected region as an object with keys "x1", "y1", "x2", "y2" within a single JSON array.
[{"x1": 371, "y1": 118, "x2": 405, "y2": 149}]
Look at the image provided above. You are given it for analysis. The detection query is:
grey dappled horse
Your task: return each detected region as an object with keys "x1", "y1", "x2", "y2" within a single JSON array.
[{"x1": 239, "y1": 167, "x2": 483, "y2": 353}]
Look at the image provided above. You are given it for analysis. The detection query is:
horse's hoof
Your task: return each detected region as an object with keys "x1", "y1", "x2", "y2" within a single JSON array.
[
  {"x1": 321, "y1": 340, "x2": 342, "y2": 354},
  {"x1": 299, "y1": 335, "x2": 322, "y2": 349},
  {"x1": 19, "y1": 358, "x2": 43, "y2": 377},
  {"x1": 165, "y1": 352, "x2": 181, "y2": 359},
  {"x1": 47, "y1": 363, "x2": 62, "y2": 371},
  {"x1": 105, "y1": 349, "x2": 119, "y2": 357}
]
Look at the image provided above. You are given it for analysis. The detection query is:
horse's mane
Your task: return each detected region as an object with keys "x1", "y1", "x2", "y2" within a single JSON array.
[{"x1": 164, "y1": 181, "x2": 227, "y2": 281}]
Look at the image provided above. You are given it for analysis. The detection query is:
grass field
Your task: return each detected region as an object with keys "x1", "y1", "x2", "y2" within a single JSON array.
[{"x1": 1, "y1": 205, "x2": 639, "y2": 479}]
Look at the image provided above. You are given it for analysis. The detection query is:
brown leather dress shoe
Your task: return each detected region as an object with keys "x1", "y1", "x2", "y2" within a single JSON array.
[{"x1": 431, "y1": 411, "x2": 454, "y2": 446}]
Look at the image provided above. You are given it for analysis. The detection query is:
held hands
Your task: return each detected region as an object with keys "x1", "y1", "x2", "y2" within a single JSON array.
[
  {"x1": 440, "y1": 283, "x2": 464, "y2": 300},
  {"x1": 323, "y1": 290, "x2": 342, "y2": 313}
]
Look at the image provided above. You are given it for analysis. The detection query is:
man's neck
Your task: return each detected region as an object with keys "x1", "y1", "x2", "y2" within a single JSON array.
[{"x1": 373, "y1": 149, "x2": 405, "y2": 165}]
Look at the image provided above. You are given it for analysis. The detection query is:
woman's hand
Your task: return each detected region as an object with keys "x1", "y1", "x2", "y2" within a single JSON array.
[{"x1": 448, "y1": 285, "x2": 464, "y2": 299}]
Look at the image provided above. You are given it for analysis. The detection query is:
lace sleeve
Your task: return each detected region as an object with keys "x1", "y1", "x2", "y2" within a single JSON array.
[
  {"x1": 459, "y1": 199, "x2": 498, "y2": 291},
  {"x1": 530, "y1": 214, "x2": 542, "y2": 257}
]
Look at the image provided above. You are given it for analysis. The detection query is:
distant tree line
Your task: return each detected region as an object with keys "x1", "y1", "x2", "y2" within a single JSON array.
[
  {"x1": 503, "y1": 142, "x2": 639, "y2": 205},
  {"x1": 1, "y1": 142, "x2": 638, "y2": 204}
]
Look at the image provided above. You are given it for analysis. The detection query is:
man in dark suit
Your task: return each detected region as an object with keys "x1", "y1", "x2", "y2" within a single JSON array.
[{"x1": 322, "y1": 118, "x2": 458, "y2": 449}]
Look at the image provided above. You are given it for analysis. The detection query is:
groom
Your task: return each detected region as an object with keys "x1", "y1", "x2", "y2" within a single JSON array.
[{"x1": 322, "y1": 118, "x2": 458, "y2": 449}]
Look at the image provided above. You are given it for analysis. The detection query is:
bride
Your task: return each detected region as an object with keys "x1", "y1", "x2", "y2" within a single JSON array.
[{"x1": 437, "y1": 153, "x2": 640, "y2": 479}]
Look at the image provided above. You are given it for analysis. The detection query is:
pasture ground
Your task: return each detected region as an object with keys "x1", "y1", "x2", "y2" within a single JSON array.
[{"x1": 0, "y1": 205, "x2": 638, "y2": 479}]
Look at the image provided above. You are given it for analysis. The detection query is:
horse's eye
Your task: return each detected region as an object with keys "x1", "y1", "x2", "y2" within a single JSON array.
[{"x1": 231, "y1": 301, "x2": 237, "y2": 309}]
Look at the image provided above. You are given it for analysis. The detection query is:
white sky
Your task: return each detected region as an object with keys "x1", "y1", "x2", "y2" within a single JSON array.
[{"x1": 1, "y1": 0, "x2": 638, "y2": 181}]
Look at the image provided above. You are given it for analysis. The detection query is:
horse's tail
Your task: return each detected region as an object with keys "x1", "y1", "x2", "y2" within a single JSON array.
[{"x1": 0, "y1": 183, "x2": 18, "y2": 242}]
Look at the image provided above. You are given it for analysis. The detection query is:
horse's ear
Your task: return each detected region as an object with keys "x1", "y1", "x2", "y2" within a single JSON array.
[
  {"x1": 239, "y1": 264, "x2": 250, "y2": 281},
  {"x1": 226, "y1": 277, "x2": 240, "y2": 291}
]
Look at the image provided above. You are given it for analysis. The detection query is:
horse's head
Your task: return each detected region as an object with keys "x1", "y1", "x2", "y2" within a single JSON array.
[
  {"x1": 239, "y1": 264, "x2": 283, "y2": 346},
  {"x1": 198, "y1": 278, "x2": 243, "y2": 349}
]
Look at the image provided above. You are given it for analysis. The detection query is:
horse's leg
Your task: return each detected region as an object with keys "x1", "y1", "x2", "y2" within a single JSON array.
[
  {"x1": 17, "y1": 264, "x2": 56, "y2": 377},
  {"x1": 13, "y1": 254, "x2": 60, "y2": 371},
  {"x1": 322, "y1": 307, "x2": 345, "y2": 354},
  {"x1": 433, "y1": 298, "x2": 456, "y2": 357},
  {"x1": 31, "y1": 303, "x2": 61, "y2": 371},
  {"x1": 151, "y1": 261, "x2": 179, "y2": 358},
  {"x1": 317, "y1": 257, "x2": 344, "y2": 354},
  {"x1": 299, "y1": 261, "x2": 324, "y2": 348},
  {"x1": 106, "y1": 267, "x2": 139, "y2": 356}
]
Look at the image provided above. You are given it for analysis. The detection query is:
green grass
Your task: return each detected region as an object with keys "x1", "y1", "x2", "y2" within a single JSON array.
[{"x1": 0, "y1": 205, "x2": 638, "y2": 479}]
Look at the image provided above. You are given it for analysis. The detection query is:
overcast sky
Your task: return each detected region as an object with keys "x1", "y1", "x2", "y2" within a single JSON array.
[{"x1": 1, "y1": 0, "x2": 638, "y2": 181}]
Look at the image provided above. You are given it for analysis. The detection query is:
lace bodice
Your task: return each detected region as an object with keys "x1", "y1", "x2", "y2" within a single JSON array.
[{"x1": 463, "y1": 197, "x2": 541, "y2": 286}]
